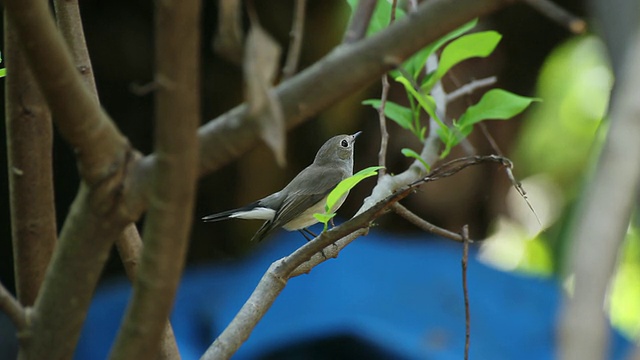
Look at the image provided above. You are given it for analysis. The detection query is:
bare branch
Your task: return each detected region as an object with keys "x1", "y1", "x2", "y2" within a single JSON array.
[
  {"x1": 4, "y1": 0, "x2": 130, "y2": 185},
  {"x1": 392, "y1": 203, "x2": 465, "y2": 242},
  {"x1": 446, "y1": 76, "x2": 497, "y2": 103},
  {"x1": 4, "y1": 16, "x2": 56, "y2": 306},
  {"x1": 520, "y1": 0, "x2": 587, "y2": 34},
  {"x1": 343, "y1": 0, "x2": 377, "y2": 44},
  {"x1": 24, "y1": 186, "x2": 130, "y2": 360},
  {"x1": 375, "y1": 0, "x2": 397, "y2": 178},
  {"x1": 377, "y1": 74, "x2": 391, "y2": 177},
  {"x1": 109, "y1": 0, "x2": 201, "y2": 358},
  {"x1": 53, "y1": 0, "x2": 99, "y2": 95},
  {"x1": 560, "y1": 31, "x2": 640, "y2": 360},
  {"x1": 282, "y1": 0, "x2": 307, "y2": 80},
  {"x1": 0, "y1": 283, "x2": 27, "y2": 331},
  {"x1": 461, "y1": 225, "x2": 471, "y2": 360}
]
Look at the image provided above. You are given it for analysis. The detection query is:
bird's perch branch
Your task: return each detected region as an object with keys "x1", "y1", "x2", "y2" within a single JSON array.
[{"x1": 202, "y1": 155, "x2": 514, "y2": 359}]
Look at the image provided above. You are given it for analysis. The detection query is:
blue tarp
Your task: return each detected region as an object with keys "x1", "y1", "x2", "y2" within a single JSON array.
[{"x1": 75, "y1": 230, "x2": 632, "y2": 359}]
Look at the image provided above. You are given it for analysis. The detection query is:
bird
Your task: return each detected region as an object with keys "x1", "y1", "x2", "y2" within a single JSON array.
[{"x1": 202, "y1": 132, "x2": 361, "y2": 242}]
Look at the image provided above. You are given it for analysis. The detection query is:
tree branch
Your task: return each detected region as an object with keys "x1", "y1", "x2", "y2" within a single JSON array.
[
  {"x1": 53, "y1": 1, "x2": 181, "y2": 357},
  {"x1": 461, "y1": 225, "x2": 471, "y2": 360},
  {"x1": 560, "y1": 30, "x2": 640, "y2": 360},
  {"x1": 23, "y1": 185, "x2": 130, "y2": 360},
  {"x1": 4, "y1": 16, "x2": 57, "y2": 307},
  {"x1": 53, "y1": 0, "x2": 99, "y2": 95},
  {"x1": 281, "y1": 0, "x2": 307, "y2": 80},
  {"x1": 342, "y1": 0, "x2": 377, "y2": 44},
  {"x1": 109, "y1": 0, "x2": 201, "y2": 358},
  {"x1": 202, "y1": 155, "x2": 514, "y2": 359},
  {"x1": 188, "y1": 0, "x2": 514, "y2": 178},
  {"x1": 521, "y1": 0, "x2": 587, "y2": 34},
  {"x1": 0, "y1": 283, "x2": 27, "y2": 332},
  {"x1": 4, "y1": 0, "x2": 130, "y2": 184},
  {"x1": 392, "y1": 203, "x2": 465, "y2": 242}
]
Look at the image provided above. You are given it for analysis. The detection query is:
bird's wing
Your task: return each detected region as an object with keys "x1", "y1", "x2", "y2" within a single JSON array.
[{"x1": 251, "y1": 166, "x2": 346, "y2": 242}]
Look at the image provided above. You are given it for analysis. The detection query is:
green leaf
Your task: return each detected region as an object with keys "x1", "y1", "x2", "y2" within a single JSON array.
[
  {"x1": 346, "y1": 0, "x2": 406, "y2": 37},
  {"x1": 394, "y1": 75, "x2": 445, "y2": 129},
  {"x1": 0, "y1": 68, "x2": 6, "y2": 78},
  {"x1": 423, "y1": 31, "x2": 502, "y2": 91},
  {"x1": 404, "y1": 19, "x2": 478, "y2": 79},
  {"x1": 313, "y1": 212, "x2": 336, "y2": 232},
  {"x1": 456, "y1": 88, "x2": 540, "y2": 129},
  {"x1": 401, "y1": 148, "x2": 430, "y2": 171},
  {"x1": 326, "y1": 166, "x2": 384, "y2": 212},
  {"x1": 313, "y1": 166, "x2": 384, "y2": 232},
  {"x1": 362, "y1": 99, "x2": 413, "y2": 131}
]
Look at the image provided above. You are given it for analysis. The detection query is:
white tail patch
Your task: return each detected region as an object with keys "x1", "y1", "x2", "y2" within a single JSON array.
[{"x1": 230, "y1": 207, "x2": 276, "y2": 221}]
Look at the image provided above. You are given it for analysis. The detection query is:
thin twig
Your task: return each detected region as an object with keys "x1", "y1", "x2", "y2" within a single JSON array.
[
  {"x1": 392, "y1": 203, "x2": 466, "y2": 242},
  {"x1": 0, "y1": 283, "x2": 28, "y2": 331},
  {"x1": 520, "y1": 0, "x2": 586, "y2": 34},
  {"x1": 446, "y1": 76, "x2": 497, "y2": 103},
  {"x1": 377, "y1": 74, "x2": 390, "y2": 178},
  {"x1": 376, "y1": 0, "x2": 397, "y2": 177},
  {"x1": 342, "y1": 0, "x2": 377, "y2": 44},
  {"x1": 461, "y1": 225, "x2": 470, "y2": 360},
  {"x1": 282, "y1": 0, "x2": 307, "y2": 80}
]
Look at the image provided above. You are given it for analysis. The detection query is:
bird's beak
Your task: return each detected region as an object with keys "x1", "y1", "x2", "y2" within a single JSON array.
[{"x1": 352, "y1": 131, "x2": 362, "y2": 139}]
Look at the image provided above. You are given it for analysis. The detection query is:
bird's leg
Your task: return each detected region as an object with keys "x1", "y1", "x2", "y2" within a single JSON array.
[
  {"x1": 298, "y1": 229, "x2": 314, "y2": 242},
  {"x1": 302, "y1": 227, "x2": 318, "y2": 239},
  {"x1": 298, "y1": 228, "x2": 327, "y2": 259}
]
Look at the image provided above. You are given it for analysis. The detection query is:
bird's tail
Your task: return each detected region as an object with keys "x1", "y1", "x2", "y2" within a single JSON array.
[{"x1": 201, "y1": 202, "x2": 260, "y2": 222}]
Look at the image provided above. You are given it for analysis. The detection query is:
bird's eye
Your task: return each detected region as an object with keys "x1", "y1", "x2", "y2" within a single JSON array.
[{"x1": 341, "y1": 139, "x2": 349, "y2": 147}]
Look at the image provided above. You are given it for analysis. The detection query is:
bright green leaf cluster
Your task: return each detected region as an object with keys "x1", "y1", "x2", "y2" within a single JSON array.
[
  {"x1": 313, "y1": 166, "x2": 384, "y2": 232},
  {"x1": 357, "y1": 5, "x2": 538, "y2": 161}
]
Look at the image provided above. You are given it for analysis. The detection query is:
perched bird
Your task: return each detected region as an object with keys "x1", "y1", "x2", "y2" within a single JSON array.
[{"x1": 202, "y1": 132, "x2": 361, "y2": 242}]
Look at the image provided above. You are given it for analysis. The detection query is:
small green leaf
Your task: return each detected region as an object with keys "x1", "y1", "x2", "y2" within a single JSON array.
[
  {"x1": 401, "y1": 148, "x2": 430, "y2": 171},
  {"x1": 313, "y1": 212, "x2": 336, "y2": 232},
  {"x1": 456, "y1": 88, "x2": 540, "y2": 129},
  {"x1": 394, "y1": 75, "x2": 445, "y2": 129},
  {"x1": 326, "y1": 166, "x2": 384, "y2": 212},
  {"x1": 0, "y1": 68, "x2": 6, "y2": 78},
  {"x1": 423, "y1": 31, "x2": 502, "y2": 91},
  {"x1": 363, "y1": 99, "x2": 413, "y2": 131},
  {"x1": 313, "y1": 166, "x2": 384, "y2": 233}
]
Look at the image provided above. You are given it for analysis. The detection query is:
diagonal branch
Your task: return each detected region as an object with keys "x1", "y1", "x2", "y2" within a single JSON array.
[
  {"x1": 0, "y1": 283, "x2": 27, "y2": 331},
  {"x1": 203, "y1": 155, "x2": 514, "y2": 359},
  {"x1": 392, "y1": 203, "x2": 465, "y2": 242},
  {"x1": 109, "y1": 0, "x2": 201, "y2": 358},
  {"x1": 182, "y1": 0, "x2": 515, "y2": 179}
]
